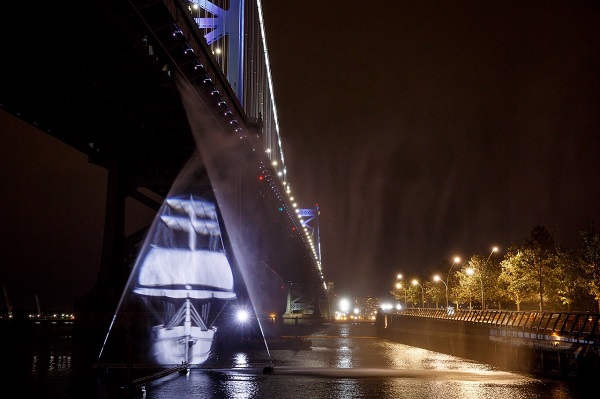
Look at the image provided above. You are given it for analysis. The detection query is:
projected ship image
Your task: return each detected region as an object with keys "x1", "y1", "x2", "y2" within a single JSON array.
[
  {"x1": 97, "y1": 190, "x2": 241, "y2": 367},
  {"x1": 133, "y1": 194, "x2": 236, "y2": 365}
]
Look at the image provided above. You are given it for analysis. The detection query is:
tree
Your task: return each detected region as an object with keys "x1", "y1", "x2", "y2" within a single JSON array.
[
  {"x1": 465, "y1": 254, "x2": 501, "y2": 309},
  {"x1": 498, "y1": 227, "x2": 563, "y2": 311},
  {"x1": 425, "y1": 280, "x2": 444, "y2": 308},
  {"x1": 521, "y1": 226, "x2": 561, "y2": 311},
  {"x1": 406, "y1": 284, "x2": 420, "y2": 308},
  {"x1": 554, "y1": 247, "x2": 585, "y2": 311},
  {"x1": 480, "y1": 251, "x2": 506, "y2": 309},
  {"x1": 390, "y1": 283, "x2": 407, "y2": 308},
  {"x1": 499, "y1": 246, "x2": 537, "y2": 311},
  {"x1": 580, "y1": 220, "x2": 600, "y2": 312},
  {"x1": 427, "y1": 279, "x2": 445, "y2": 308},
  {"x1": 452, "y1": 269, "x2": 478, "y2": 310}
]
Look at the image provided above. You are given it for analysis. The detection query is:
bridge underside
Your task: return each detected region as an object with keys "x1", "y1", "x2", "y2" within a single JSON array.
[{"x1": 1, "y1": 1, "x2": 322, "y2": 320}]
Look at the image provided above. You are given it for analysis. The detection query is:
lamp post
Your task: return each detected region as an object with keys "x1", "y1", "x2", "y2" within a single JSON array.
[
  {"x1": 466, "y1": 268, "x2": 484, "y2": 310},
  {"x1": 412, "y1": 279, "x2": 424, "y2": 308},
  {"x1": 433, "y1": 275, "x2": 448, "y2": 308},
  {"x1": 446, "y1": 256, "x2": 461, "y2": 309},
  {"x1": 395, "y1": 282, "x2": 407, "y2": 308},
  {"x1": 394, "y1": 274, "x2": 406, "y2": 308},
  {"x1": 486, "y1": 247, "x2": 498, "y2": 263}
]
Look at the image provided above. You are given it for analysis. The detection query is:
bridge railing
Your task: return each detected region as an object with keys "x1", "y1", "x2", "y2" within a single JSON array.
[{"x1": 388, "y1": 308, "x2": 600, "y2": 342}]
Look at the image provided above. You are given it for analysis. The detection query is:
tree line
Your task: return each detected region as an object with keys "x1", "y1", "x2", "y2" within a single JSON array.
[{"x1": 391, "y1": 222, "x2": 600, "y2": 313}]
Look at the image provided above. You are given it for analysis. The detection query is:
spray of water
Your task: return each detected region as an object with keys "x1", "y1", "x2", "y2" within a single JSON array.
[
  {"x1": 98, "y1": 74, "x2": 278, "y2": 365},
  {"x1": 175, "y1": 76, "x2": 274, "y2": 362}
]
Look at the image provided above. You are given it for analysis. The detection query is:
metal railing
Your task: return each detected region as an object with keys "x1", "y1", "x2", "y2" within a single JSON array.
[{"x1": 389, "y1": 308, "x2": 600, "y2": 342}]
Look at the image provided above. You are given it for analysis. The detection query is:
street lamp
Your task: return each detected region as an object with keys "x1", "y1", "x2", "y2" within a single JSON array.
[
  {"x1": 466, "y1": 268, "x2": 484, "y2": 310},
  {"x1": 395, "y1": 273, "x2": 403, "y2": 289},
  {"x1": 433, "y1": 275, "x2": 448, "y2": 308},
  {"x1": 486, "y1": 247, "x2": 498, "y2": 263},
  {"x1": 394, "y1": 274, "x2": 406, "y2": 308},
  {"x1": 412, "y1": 279, "x2": 424, "y2": 308},
  {"x1": 446, "y1": 256, "x2": 461, "y2": 308},
  {"x1": 398, "y1": 283, "x2": 407, "y2": 308}
]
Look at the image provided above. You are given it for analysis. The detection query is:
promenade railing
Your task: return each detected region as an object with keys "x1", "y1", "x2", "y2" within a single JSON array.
[{"x1": 388, "y1": 308, "x2": 600, "y2": 343}]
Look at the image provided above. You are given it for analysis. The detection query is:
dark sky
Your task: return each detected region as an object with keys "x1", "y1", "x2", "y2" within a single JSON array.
[
  {"x1": 2, "y1": 1, "x2": 600, "y2": 311},
  {"x1": 261, "y1": 1, "x2": 600, "y2": 298}
]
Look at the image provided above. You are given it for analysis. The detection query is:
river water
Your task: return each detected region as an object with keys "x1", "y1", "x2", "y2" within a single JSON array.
[{"x1": 1, "y1": 321, "x2": 591, "y2": 398}]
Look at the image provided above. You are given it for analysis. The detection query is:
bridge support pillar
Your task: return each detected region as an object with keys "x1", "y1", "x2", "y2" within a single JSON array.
[{"x1": 97, "y1": 160, "x2": 129, "y2": 295}]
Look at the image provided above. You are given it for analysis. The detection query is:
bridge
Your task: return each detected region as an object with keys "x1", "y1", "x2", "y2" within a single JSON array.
[{"x1": 0, "y1": 0, "x2": 326, "y2": 339}]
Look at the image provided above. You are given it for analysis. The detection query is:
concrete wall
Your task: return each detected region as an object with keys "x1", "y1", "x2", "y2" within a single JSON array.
[{"x1": 376, "y1": 313, "x2": 600, "y2": 380}]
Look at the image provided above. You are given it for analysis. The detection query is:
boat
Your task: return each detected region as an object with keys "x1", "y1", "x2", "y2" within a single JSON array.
[{"x1": 133, "y1": 194, "x2": 236, "y2": 365}]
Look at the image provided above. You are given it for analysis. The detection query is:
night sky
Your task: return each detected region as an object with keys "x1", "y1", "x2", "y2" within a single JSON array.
[
  {"x1": 1, "y1": 1, "x2": 600, "y2": 311},
  {"x1": 261, "y1": 1, "x2": 600, "y2": 298}
]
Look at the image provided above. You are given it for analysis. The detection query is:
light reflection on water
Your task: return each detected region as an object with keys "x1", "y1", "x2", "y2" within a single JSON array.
[
  {"x1": 144, "y1": 366, "x2": 575, "y2": 399},
  {"x1": 9, "y1": 322, "x2": 590, "y2": 398},
  {"x1": 140, "y1": 323, "x2": 585, "y2": 399}
]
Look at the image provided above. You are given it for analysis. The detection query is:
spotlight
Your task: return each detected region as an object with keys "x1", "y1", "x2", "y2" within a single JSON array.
[{"x1": 236, "y1": 310, "x2": 249, "y2": 323}]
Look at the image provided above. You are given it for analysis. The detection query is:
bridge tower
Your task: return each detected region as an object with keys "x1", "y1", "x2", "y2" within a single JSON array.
[
  {"x1": 282, "y1": 205, "x2": 324, "y2": 325},
  {"x1": 297, "y1": 205, "x2": 322, "y2": 265}
]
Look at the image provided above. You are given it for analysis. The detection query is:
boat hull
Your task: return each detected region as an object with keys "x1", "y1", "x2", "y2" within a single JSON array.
[{"x1": 151, "y1": 325, "x2": 215, "y2": 365}]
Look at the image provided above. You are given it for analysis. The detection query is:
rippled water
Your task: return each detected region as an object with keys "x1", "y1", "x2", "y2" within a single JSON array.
[
  {"x1": 135, "y1": 323, "x2": 586, "y2": 399},
  {"x1": 2, "y1": 322, "x2": 590, "y2": 398}
]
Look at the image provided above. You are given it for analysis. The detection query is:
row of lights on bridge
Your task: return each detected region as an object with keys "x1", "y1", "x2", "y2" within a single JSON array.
[
  {"x1": 258, "y1": 163, "x2": 325, "y2": 288},
  {"x1": 170, "y1": 15, "x2": 325, "y2": 289}
]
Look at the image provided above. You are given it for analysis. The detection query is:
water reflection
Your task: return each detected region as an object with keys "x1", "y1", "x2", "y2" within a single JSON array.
[
  {"x1": 10, "y1": 322, "x2": 593, "y2": 398},
  {"x1": 220, "y1": 374, "x2": 259, "y2": 399},
  {"x1": 336, "y1": 348, "x2": 352, "y2": 368},
  {"x1": 233, "y1": 352, "x2": 249, "y2": 368}
]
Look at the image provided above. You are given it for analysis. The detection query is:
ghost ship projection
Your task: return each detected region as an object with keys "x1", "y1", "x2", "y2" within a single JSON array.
[{"x1": 133, "y1": 194, "x2": 236, "y2": 365}]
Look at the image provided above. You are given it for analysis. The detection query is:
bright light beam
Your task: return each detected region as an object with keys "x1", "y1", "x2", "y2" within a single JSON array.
[{"x1": 236, "y1": 309, "x2": 249, "y2": 323}]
